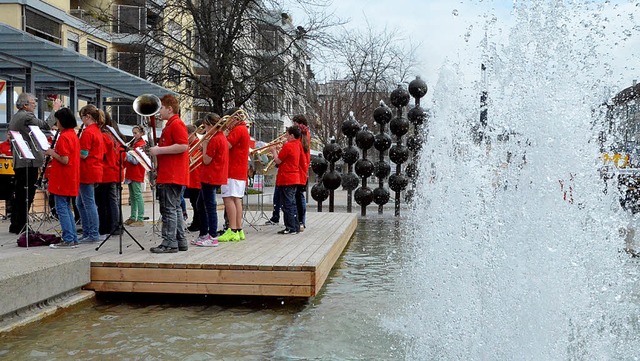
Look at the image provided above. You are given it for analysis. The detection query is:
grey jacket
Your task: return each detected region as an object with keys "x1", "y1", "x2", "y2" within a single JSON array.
[{"x1": 8, "y1": 110, "x2": 55, "y2": 169}]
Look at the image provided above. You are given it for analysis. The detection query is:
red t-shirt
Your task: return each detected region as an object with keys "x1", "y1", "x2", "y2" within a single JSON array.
[
  {"x1": 188, "y1": 165, "x2": 202, "y2": 189},
  {"x1": 101, "y1": 132, "x2": 120, "y2": 183},
  {"x1": 201, "y1": 131, "x2": 229, "y2": 186},
  {"x1": 226, "y1": 122, "x2": 250, "y2": 181},
  {"x1": 124, "y1": 138, "x2": 146, "y2": 183},
  {"x1": 156, "y1": 114, "x2": 189, "y2": 186},
  {"x1": 79, "y1": 123, "x2": 104, "y2": 184},
  {"x1": 48, "y1": 128, "x2": 80, "y2": 196},
  {"x1": 298, "y1": 132, "x2": 311, "y2": 185},
  {"x1": 0, "y1": 140, "x2": 12, "y2": 156},
  {"x1": 276, "y1": 139, "x2": 301, "y2": 186}
]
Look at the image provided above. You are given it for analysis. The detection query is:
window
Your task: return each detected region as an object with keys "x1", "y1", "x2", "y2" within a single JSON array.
[
  {"x1": 87, "y1": 41, "x2": 107, "y2": 63},
  {"x1": 168, "y1": 67, "x2": 181, "y2": 84},
  {"x1": 25, "y1": 8, "x2": 61, "y2": 44},
  {"x1": 167, "y1": 20, "x2": 181, "y2": 41},
  {"x1": 67, "y1": 32, "x2": 79, "y2": 52},
  {"x1": 185, "y1": 29, "x2": 192, "y2": 47}
]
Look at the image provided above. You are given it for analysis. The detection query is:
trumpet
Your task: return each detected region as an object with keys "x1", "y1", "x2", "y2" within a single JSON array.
[{"x1": 189, "y1": 109, "x2": 250, "y2": 172}]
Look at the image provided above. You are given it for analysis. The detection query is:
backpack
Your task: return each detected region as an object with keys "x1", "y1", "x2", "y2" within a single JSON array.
[{"x1": 16, "y1": 232, "x2": 62, "y2": 247}]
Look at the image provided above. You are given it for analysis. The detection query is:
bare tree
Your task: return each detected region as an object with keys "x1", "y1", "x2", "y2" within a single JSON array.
[
  {"x1": 312, "y1": 23, "x2": 419, "y2": 145},
  {"x1": 80, "y1": 0, "x2": 341, "y2": 121}
]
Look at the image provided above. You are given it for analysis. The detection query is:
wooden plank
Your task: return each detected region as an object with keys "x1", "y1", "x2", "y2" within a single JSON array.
[
  {"x1": 313, "y1": 216, "x2": 357, "y2": 294},
  {"x1": 86, "y1": 281, "x2": 314, "y2": 297},
  {"x1": 91, "y1": 266, "x2": 314, "y2": 286}
]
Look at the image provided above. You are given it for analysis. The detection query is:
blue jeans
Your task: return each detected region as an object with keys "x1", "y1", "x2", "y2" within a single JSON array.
[
  {"x1": 197, "y1": 183, "x2": 219, "y2": 237},
  {"x1": 295, "y1": 184, "x2": 306, "y2": 227},
  {"x1": 158, "y1": 183, "x2": 186, "y2": 249},
  {"x1": 270, "y1": 186, "x2": 282, "y2": 223},
  {"x1": 77, "y1": 183, "x2": 100, "y2": 240},
  {"x1": 55, "y1": 195, "x2": 77, "y2": 244},
  {"x1": 281, "y1": 185, "x2": 299, "y2": 232}
]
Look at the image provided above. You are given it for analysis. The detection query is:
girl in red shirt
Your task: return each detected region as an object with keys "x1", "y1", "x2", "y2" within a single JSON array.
[
  {"x1": 124, "y1": 125, "x2": 147, "y2": 226},
  {"x1": 96, "y1": 111, "x2": 122, "y2": 237},
  {"x1": 195, "y1": 113, "x2": 229, "y2": 247},
  {"x1": 76, "y1": 104, "x2": 105, "y2": 243},
  {"x1": 46, "y1": 108, "x2": 80, "y2": 248},
  {"x1": 292, "y1": 115, "x2": 311, "y2": 231},
  {"x1": 186, "y1": 122, "x2": 203, "y2": 232}
]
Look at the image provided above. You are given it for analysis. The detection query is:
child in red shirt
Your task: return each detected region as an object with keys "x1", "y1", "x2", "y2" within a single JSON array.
[
  {"x1": 270, "y1": 125, "x2": 302, "y2": 234},
  {"x1": 46, "y1": 108, "x2": 80, "y2": 248},
  {"x1": 124, "y1": 125, "x2": 147, "y2": 226}
]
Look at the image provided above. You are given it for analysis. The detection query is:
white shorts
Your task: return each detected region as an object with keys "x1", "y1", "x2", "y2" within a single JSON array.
[{"x1": 221, "y1": 178, "x2": 246, "y2": 198}]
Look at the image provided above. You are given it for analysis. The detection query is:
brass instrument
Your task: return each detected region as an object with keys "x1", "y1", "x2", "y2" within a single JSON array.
[
  {"x1": 133, "y1": 94, "x2": 161, "y2": 184},
  {"x1": 252, "y1": 133, "x2": 287, "y2": 174},
  {"x1": 250, "y1": 132, "x2": 287, "y2": 156},
  {"x1": 188, "y1": 108, "x2": 249, "y2": 172}
]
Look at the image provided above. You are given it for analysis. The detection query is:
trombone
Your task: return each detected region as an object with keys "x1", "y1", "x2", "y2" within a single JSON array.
[
  {"x1": 250, "y1": 132, "x2": 287, "y2": 156},
  {"x1": 189, "y1": 108, "x2": 249, "y2": 172}
]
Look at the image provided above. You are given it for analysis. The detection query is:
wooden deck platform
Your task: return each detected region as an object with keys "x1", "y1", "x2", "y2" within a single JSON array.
[{"x1": 81, "y1": 212, "x2": 357, "y2": 297}]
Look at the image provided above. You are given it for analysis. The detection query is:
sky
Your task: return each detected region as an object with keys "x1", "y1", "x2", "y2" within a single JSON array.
[{"x1": 290, "y1": 0, "x2": 640, "y2": 98}]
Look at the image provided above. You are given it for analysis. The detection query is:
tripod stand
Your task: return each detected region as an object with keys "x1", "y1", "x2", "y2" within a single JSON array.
[{"x1": 96, "y1": 145, "x2": 144, "y2": 254}]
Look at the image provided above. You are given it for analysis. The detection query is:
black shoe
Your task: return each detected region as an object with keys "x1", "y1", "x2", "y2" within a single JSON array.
[
  {"x1": 178, "y1": 247, "x2": 188, "y2": 251},
  {"x1": 277, "y1": 229, "x2": 298, "y2": 235},
  {"x1": 9, "y1": 224, "x2": 23, "y2": 234},
  {"x1": 264, "y1": 220, "x2": 278, "y2": 226},
  {"x1": 150, "y1": 245, "x2": 178, "y2": 254},
  {"x1": 187, "y1": 224, "x2": 199, "y2": 232}
]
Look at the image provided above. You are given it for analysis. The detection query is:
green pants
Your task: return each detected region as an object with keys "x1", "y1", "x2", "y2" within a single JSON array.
[{"x1": 128, "y1": 181, "x2": 145, "y2": 221}]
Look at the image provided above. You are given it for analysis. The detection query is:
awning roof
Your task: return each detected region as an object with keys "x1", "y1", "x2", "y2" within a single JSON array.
[{"x1": 0, "y1": 23, "x2": 173, "y2": 101}]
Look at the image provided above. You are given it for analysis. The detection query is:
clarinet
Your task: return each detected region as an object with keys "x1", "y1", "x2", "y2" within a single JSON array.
[{"x1": 35, "y1": 130, "x2": 60, "y2": 190}]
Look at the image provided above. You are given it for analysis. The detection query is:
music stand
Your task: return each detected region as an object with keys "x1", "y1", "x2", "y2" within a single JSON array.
[
  {"x1": 9, "y1": 131, "x2": 35, "y2": 248},
  {"x1": 96, "y1": 126, "x2": 146, "y2": 254},
  {"x1": 29, "y1": 126, "x2": 57, "y2": 228}
]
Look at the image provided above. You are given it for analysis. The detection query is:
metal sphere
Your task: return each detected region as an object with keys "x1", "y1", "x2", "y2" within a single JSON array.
[
  {"x1": 323, "y1": 142, "x2": 343, "y2": 162},
  {"x1": 355, "y1": 128, "x2": 375, "y2": 150},
  {"x1": 374, "y1": 133, "x2": 392, "y2": 152},
  {"x1": 310, "y1": 155, "x2": 328, "y2": 175},
  {"x1": 406, "y1": 135, "x2": 422, "y2": 152},
  {"x1": 373, "y1": 186, "x2": 390, "y2": 205},
  {"x1": 342, "y1": 146, "x2": 360, "y2": 165},
  {"x1": 389, "y1": 144, "x2": 410, "y2": 164},
  {"x1": 354, "y1": 159, "x2": 374, "y2": 178},
  {"x1": 374, "y1": 161, "x2": 391, "y2": 179},
  {"x1": 354, "y1": 186, "x2": 373, "y2": 206},
  {"x1": 389, "y1": 173, "x2": 409, "y2": 192},
  {"x1": 322, "y1": 170, "x2": 342, "y2": 190},
  {"x1": 390, "y1": 116, "x2": 410, "y2": 136},
  {"x1": 341, "y1": 173, "x2": 360, "y2": 191},
  {"x1": 407, "y1": 106, "x2": 428, "y2": 126},
  {"x1": 373, "y1": 102, "x2": 393, "y2": 125},
  {"x1": 405, "y1": 162, "x2": 418, "y2": 178},
  {"x1": 389, "y1": 85, "x2": 410, "y2": 108},
  {"x1": 341, "y1": 116, "x2": 361, "y2": 138},
  {"x1": 408, "y1": 76, "x2": 428, "y2": 99},
  {"x1": 311, "y1": 183, "x2": 329, "y2": 202}
]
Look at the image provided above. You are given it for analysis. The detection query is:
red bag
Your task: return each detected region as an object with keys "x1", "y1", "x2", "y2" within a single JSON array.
[{"x1": 16, "y1": 232, "x2": 62, "y2": 247}]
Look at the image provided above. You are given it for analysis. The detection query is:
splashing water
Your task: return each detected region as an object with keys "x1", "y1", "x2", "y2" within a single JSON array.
[{"x1": 396, "y1": 2, "x2": 640, "y2": 360}]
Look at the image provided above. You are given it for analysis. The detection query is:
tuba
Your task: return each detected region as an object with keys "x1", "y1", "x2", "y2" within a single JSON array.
[{"x1": 133, "y1": 94, "x2": 161, "y2": 184}]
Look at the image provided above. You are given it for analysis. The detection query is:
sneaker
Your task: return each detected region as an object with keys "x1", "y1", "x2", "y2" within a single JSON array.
[
  {"x1": 50, "y1": 242, "x2": 78, "y2": 249},
  {"x1": 150, "y1": 245, "x2": 178, "y2": 254},
  {"x1": 129, "y1": 221, "x2": 144, "y2": 227},
  {"x1": 124, "y1": 218, "x2": 135, "y2": 225},
  {"x1": 99, "y1": 234, "x2": 108, "y2": 241},
  {"x1": 191, "y1": 234, "x2": 209, "y2": 245},
  {"x1": 196, "y1": 236, "x2": 219, "y2": 247},
  {"x1": 299, "y1": 224, "x2": 305, "y2": 232},
  {"x1": 216, "y1": 228, "x2": 240, "y2": 242},
  {"x1": 187, "y1": 224, "x2": 200, "y2": 232},
  {"x1": 277, "y1": 229, "x2": 298, "y2": 235},
  {"x1": 264, "y1": 220, "x2": 278, "y2": 226},
  {"x1": 238, "y1": 229, "x2": 245, "y2": 241}
]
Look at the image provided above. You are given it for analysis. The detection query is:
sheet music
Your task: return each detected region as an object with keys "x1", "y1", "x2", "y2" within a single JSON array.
[
  {"x1": 134, "y1": 147, "x2": 154, "y2": 171},
  {"x1": 106, "y1": 125, "x2": 127, "y2": 147},
  {"x1": 28, "y1": 125, "x2": 50, "y2": 151},
  {"x1": 9, "y1": 131, "x2": 35, "y2": 159}
]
